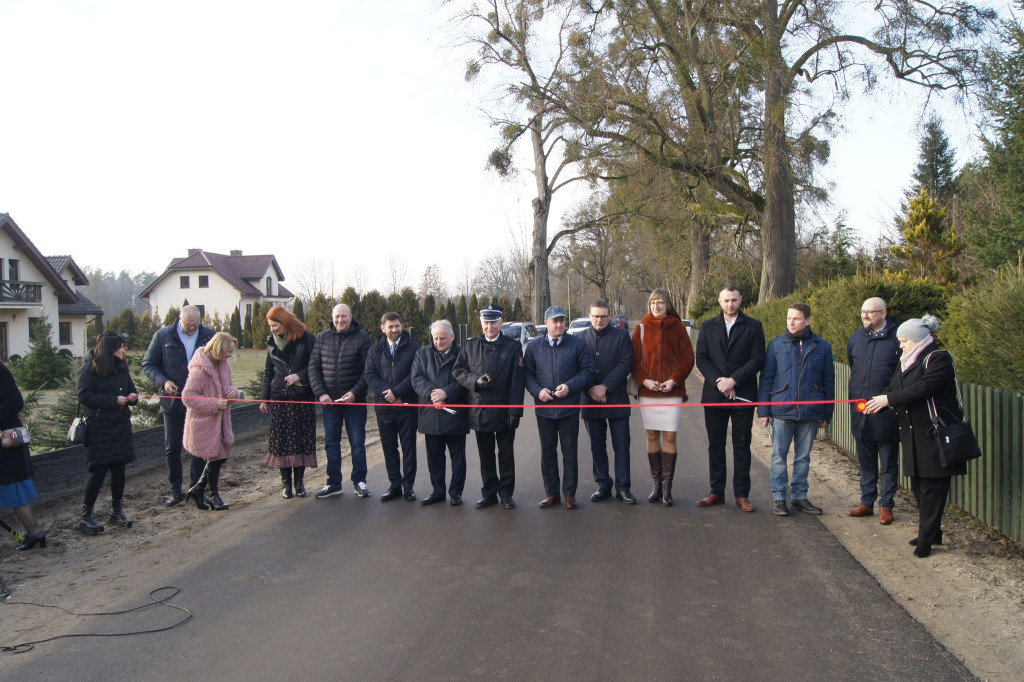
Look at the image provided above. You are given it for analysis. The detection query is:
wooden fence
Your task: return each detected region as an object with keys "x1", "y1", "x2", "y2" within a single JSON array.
[{"x1": 828, "y1": 361, "x2": 1024, "y2": 544}]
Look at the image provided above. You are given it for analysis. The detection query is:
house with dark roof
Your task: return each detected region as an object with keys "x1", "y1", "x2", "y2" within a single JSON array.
[
  {"x1": 0, "y1": 213, "x2": 103, "y2": 361},
  {"x1": 138, "y1": 249, "x2": 294, "y2": 326}
]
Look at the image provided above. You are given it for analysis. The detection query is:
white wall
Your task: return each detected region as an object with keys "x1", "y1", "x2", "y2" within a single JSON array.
[
  {"x1": 148, "y1": 269, "x2": 242, "y2": 321},
  {"x1": 0, "y1": 237, "x2": 62, "y2": 357}
]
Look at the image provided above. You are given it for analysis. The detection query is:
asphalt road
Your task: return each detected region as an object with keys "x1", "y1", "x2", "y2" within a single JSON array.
[{"x1": 7, "y1": 379, "x2": 972, "y2": 680}]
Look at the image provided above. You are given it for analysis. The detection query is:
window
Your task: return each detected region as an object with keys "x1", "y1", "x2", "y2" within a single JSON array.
[
  {"x1": 196, "y1": 305, "x2": 206, "y2": 319},
  {"x1": 198, "y1": 275, "x2": 209, "y2": 288},
  {"x1": 59, "y1": 322, "x2": 72, "y2": 345},
  {"x1": 265, "y1": 277, "x2": 273, "y2": 295},
  {"x1": 180, "y1": 276, "x2": 190, "y2": 289},
  {"x1": 28, "y1": 317, "x2": 40, "y2": 341},
  {"x1": 8, "y1": 259, "x2": 19, "y2": 282}
]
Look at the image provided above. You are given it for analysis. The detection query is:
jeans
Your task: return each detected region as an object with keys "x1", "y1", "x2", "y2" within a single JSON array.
[
  {"x1": 322, "y1": 404, "x2": 368, "y2": 487},
  {"x1": 704, "y1": 407, "x2": 754, "y2": 498},
  {"x1": 163, "y1": 410, "x2": 189, "y2": 493},
  {"x1": 855, "y1": 438, "x2": 899, "y2": 508},
  {"x1": 770, "y1": 419, "x2": 819, "y2": 501},
  {"x1": 584, "y1": 416, "x2": 631, "y2": 492}
]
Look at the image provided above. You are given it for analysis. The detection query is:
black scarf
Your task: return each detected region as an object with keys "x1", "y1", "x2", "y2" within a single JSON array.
[{"x1": 785, "y1": 326, "x2": 813, "y2": 342}]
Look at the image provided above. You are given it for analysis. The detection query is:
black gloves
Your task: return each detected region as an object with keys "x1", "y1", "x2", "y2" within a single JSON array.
[
  {"x1": 475, "y1": 374, "x2": 493, "y2": 391},
  {"x1": 506, "y1": 415, "x2": 520, "y2": 431}
]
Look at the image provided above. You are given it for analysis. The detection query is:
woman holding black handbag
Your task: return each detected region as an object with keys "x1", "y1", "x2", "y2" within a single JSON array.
[
  {"x1": 76, "y1": 331, "x2": 139, "y2": 535},
  {"x1": 0, "y1": 362, "x2": 45, "y2": 550},
  {"x1": 259, "y1": 306, "x2": 318, "y2": 499},
  {"x1": 864, "y1": 315, "x2": 967, "y2": 558}
]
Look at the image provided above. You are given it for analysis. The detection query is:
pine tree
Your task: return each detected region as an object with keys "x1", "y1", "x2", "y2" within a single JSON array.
[
  {"x1": 229, "y1": 309, "x2": 243, "y2": 341},
  {"x1": 306, "y1": 293, "x2": 335, "y2": 334},
  {"x1": 511, "y1": 296, "x2": 524, "y2": 321},
  {"x1": 890, "y1": 188, "x2": 964, "y2": 285},
  {"x1": 163, "y1": 306, "x2": 180, "y2": 327},
  {"x1": 340, "y1": 286, "x2": 361, "y2": 321},
  {"x1": 908, "y1": 116, "x2": 958, "y2": 205},
  {"x1": 468, "y1": 294, "x2": 482, "y2": 337},
  {"x1": 292, "y1": 298, "x2": 305, "y2": 323},
  {"x1": 13, "y1": 312, "x2": 73, "y2": 390}
]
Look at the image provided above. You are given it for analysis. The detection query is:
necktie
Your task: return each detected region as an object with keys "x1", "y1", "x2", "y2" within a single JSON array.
[{"x1": 390, "y1": 343, "x2": 396, "y2": 358}]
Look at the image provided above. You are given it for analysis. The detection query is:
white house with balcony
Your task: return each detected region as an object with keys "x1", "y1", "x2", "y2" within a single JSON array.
[
  {"x1": 0, "y1": 214, "x2": 103, "y2": 361},
  {"x1": 139, "y1": 249, "x2": 294, "y2": 325}
]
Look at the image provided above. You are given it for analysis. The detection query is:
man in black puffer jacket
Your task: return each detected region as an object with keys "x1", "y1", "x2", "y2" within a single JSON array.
[
  {"x1": 364, "y1": 312, "x2": 420, "y2": 501},
  {"x1": 309, "y1": 303, "x2": 373, "y2": 499}
]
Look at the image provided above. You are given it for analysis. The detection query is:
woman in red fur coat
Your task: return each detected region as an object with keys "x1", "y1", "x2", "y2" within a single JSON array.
[
  {"x1": 631, "y1": 288, "x2": 695, "y2": 506},
  {"x1": 182, "y1": 332, "x2": 238, "y2": 511}
]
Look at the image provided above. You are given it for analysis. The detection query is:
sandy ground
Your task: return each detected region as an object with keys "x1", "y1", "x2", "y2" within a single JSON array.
[{"x1": 2, "y1": 417, "x2": 1023, "y2": 679}]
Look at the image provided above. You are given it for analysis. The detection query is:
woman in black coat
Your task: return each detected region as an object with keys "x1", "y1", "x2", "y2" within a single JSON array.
[
  {"x1": 259, "y1": 306, "x2": 318, "y2": 499},
  {"x1": 864, "y1": 315, "x2": 966, "y2": 558},
  {"x1": 76, "y1": 332, "x2": 138, "y2": 535},
  {"x1": 0, "y1": 362, "x2": 45, "y2": 550}
]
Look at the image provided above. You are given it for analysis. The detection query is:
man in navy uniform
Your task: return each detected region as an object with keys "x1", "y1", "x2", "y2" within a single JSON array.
[{"x1": 453, "y1": 305, "x2": 526, "y2": 510}]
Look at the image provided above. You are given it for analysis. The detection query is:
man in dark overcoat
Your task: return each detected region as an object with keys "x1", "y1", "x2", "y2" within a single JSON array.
[
  {"x1": 452, "y1": 305, "x2": 526, "y2": 510},
  {"x1": 695, "y1": 286, "x2": 765, "y2": 512},
  {"x1": 846, "y1": 297, "x2": 901, "y2": 525},
  {"x1": 580, "y1": 300, "x2": 635, "y2": 503},
  {"x1": 411, "y1": 320, "x2": 469, "y2": 506},
  {"x1": 143, "y1": 304, "x2": 214, "y2": 507}
]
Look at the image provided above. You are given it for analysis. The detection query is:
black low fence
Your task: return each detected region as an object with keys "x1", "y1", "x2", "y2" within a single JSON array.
[{"x1": 29, "y1": 404, "x2": 267, "y2": 505}]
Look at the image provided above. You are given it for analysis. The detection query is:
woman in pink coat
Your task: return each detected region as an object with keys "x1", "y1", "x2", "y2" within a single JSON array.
[{"x1": 182, "y1": 332, "x2": 238, "y2": 510}]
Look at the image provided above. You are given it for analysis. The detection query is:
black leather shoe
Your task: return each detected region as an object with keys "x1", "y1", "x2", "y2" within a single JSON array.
[
  {"x1": 404, "y1": 490, "x2": 417, "y2": 501},
  {"x1": 791, "y1": 498, "x2": 822, "y2": 515},
  {"x1": 591, "y1": 489, "x2": 612, "y2": 502},
  {"x1": 450, "y1": 494, "x2": 463, "y2": 506},
  {"x1": 165, "y1": 491, "x2": 184, "y2": 507},
  {"x1": 16, "y1": 531, "x2": 46, "y2": 551},
  {"x1": 421, "y1": 493, "x2": 445, "y2": 506},
  {"x1": 615, "y1": 490, "x2": 637, "y2": 504},
  {"x1": 502, "y1": 497, "x2": 516, "y2": 509},
  {"x1": 475, "y1": 497, "x2": 497, "y2": 509},
  {"x1": 380, "y1": 488, "x2": 402, "y2": 502}
]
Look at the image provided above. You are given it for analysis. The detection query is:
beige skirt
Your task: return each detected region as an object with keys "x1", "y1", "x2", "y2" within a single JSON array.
[{"x1": 639, "y1": 396, "x2": 683, "y2": 432}]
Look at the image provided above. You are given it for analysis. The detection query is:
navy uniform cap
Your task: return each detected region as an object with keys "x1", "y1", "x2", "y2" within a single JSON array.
[{"x1": 478, "y1": 304, "x2": 504, "y2": 322}]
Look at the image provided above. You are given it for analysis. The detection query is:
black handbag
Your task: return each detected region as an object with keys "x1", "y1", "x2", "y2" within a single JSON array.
[
  {"x1": 68, "y1": 403, "x2": 88, "y2": 444},
  {"x1": 924, "y1": 352, "x2": 982, "y2": 468}
]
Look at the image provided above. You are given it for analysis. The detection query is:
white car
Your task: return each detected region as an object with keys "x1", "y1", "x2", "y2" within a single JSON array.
[
  {"x1": 566, "y1": 317, "x2": 591, "y2": 335},
  {"x1": 501, "y1": 321, "x2": 540, "y2": 351}
]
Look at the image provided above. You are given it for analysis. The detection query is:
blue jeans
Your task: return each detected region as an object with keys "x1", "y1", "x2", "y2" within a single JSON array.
[
  {"x1": 770, "y1": 419, "x2": 819, "y2": 501},
  {"x1": 322, "y1": 404, "x2": 368, "y2": 487}
]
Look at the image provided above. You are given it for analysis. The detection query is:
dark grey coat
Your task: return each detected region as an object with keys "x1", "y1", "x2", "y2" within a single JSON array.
[
  {"x1": 847, "y1": 318, "x2": 901, "y2": 441},
  {"x1": 580, "y1": 325, "x2": 632, "y2": 419},
  {"x1": 524, "y1": 333, "x2": 596, "y2": 421},
  {"x1": 411, "y1": 345, "x2": 469, "y2": 435},
  {"x1": 142, "y1": 323, "x2": 215, "y2": 414},
  {"x1": 885, "y1": 348, "x2": 967, "y2": 478}
]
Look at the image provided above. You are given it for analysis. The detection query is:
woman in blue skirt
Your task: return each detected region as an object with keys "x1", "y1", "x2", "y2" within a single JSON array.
[{"x1": 0, "y1": 362, "x2": 45, "y2": 550}]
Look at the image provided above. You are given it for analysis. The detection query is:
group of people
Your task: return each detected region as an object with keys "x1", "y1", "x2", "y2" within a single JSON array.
[{"x1": 1, "y1": 289, "x2": 970, "y2": 562}]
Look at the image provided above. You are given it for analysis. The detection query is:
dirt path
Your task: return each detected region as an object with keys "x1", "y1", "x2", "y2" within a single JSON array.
[{"x1": 2, "y1": 418, "x2": 1023, "y2": 679}]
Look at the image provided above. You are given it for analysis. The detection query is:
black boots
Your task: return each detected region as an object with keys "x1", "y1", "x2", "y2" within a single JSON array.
[
  {"x1": 647, "y1": 451, "x2": 662, "y2": 503},
  {"x1": 109, "y1": 499, "x2": 133, "y2": 528},
  {"x1": 660, "y1": 451, "x2": 677, "y2": 507},
  {"x1": 281, "y1": 468, "x2": 294, "y2": 499},
  {"x1": 294, "y1": 467, "x2": 306, "y2": 498},
  {"x1": 79, "y1": 504, "x2": 105, "y2": 535},
  {"x1": 187, "y1": 481, "x2": 210, "y2": 510},
  {"x1": 207, "y1": 464, "x2": 229, "y2": 510}
]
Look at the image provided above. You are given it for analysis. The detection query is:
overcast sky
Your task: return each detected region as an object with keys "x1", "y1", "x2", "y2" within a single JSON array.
[{"x1": 0, "y1": 0, "x2": 986, "y2": 295}]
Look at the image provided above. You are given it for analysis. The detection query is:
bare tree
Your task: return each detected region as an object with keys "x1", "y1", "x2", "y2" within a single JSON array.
[
  {"x1": 386, "y1": 256, "x2": 410, "y2": 296},
  {"x1": 291, "y1": 258, "x2": 337, "y2": 305},
  {"x1": 472, "y1": 252, "x2": 526, "y2": 299},
  {"x1": 347, "y1": 266, "x2": 369, "y2": 296},
  {"x1": 418, "y1": 264, "x2": 449, "y2": 301}
]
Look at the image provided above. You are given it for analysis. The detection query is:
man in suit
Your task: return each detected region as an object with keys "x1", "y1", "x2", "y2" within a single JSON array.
[
  {"x1": 364, "y1": 312, "x2": 419, "y2": 501},
  {"x1": 452, "y1": 305, "x2": 526, "y2": 510},
  {"x1": 580, "y1": 300, "x2": 635, "y2": 503},
  {"x1": 695, "y1": 286, "x2": 765, "y2": 512},
  {"x1": 525, "y1": 305, "x2": 596, "y2": 510},
  {"x1": 143, "y1": 304, "x2": 215, "y2": 507},
  {"x1": 411, "y1": 320, "x2": 469, "y2": 506}
]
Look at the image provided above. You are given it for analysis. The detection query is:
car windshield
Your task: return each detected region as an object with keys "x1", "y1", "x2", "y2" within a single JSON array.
[
  {"x1": 569, "y1": 319, "x2": 589, "y2": 329},
  {"x1": 501, "y1": 324, "x2": 521, "y2": 339}
]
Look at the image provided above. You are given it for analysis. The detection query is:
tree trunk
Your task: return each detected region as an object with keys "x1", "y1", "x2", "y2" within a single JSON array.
[
  {"x1": 529, "y1": 115, "x2": 552, "y2": 322},
  {"x1": 687, "y1": 218, "x2": 711, "y2": 319},
  {"x1": 759, "y1": 2, "x2": 797, "y2": 302}
]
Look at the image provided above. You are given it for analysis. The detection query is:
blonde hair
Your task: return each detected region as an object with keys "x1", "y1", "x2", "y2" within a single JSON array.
[{"x1": 204, "y1": 332, "x2": 237, "y2": 362}]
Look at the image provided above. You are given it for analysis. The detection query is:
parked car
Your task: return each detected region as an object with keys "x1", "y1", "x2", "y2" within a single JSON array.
[
  {"x1": 536, "y1": 324, "x2": 547, "y2": 337},
  {"x1": 611, "y1": 314, "x2": 628, "y2": 329},
  {"x1": 501, "y1": 321, "x2": 540, "y2": 351},
  {"x1": 566, "y1": 317, "x2": 591, "y2": 335}
]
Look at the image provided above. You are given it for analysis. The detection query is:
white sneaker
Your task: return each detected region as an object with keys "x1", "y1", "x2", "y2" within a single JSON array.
[{"x1": 354, "y1": 481, "x2": 370, "y2": 498}]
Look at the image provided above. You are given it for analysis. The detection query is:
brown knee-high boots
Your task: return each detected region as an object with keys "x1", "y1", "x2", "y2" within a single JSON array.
[
  {"x1": 647, "y1": 451, "x2": 662, "y2": 503},
  {"x1": 660, "y1": 451, "x2": 677, "y2": 506}
]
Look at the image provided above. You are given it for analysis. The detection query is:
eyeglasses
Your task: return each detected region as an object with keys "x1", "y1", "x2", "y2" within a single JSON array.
[
  {"x1": 590, "y1": 314, "x2": 609, "y2": 319},
  {"x1": 180, "y1": 320, "x2": 200, "y2": 329},
  {"x1": 860, "y1": 310, "x2": 885, "y2": 315}
]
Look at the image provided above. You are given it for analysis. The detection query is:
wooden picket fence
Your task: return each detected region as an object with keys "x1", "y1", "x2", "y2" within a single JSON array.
[{"x1": 828, "y1": 361, "x2": 1024, "y2": 544}]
